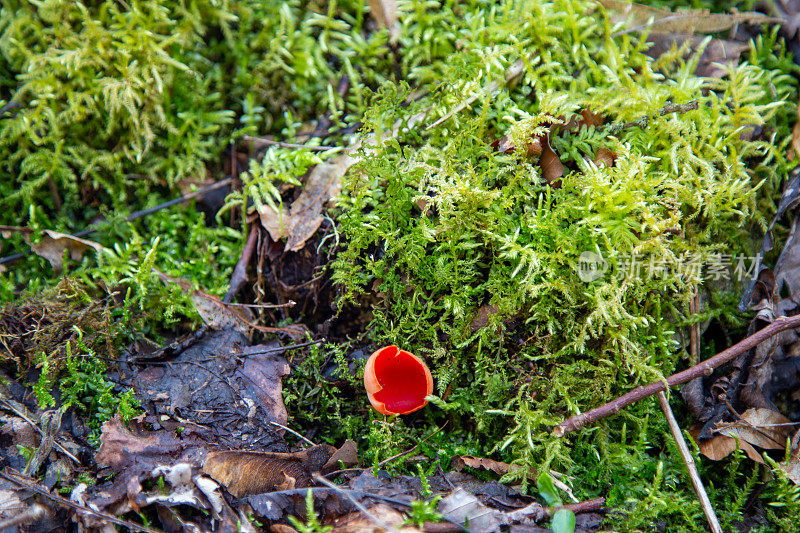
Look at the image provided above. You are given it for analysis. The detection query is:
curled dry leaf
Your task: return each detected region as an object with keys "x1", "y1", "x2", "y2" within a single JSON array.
[
  {"x1": 203, "y1": 445, "x2": 336, "y2": 497},
  {"x1": 156, "y1": 269, "x2": 310, "y2": 340},
  {"x1": 258, "y1": 153, "x2": 355, "y2": 252},
  {"x1": 492, "y1": 132, "x2": 563, "y2": 187},
  {"x1": 0, "y1": 225, "x2": 104, "y2": 272},
  {"x1": 694, "y1": 433, "x2": 764, "y2": 464}
]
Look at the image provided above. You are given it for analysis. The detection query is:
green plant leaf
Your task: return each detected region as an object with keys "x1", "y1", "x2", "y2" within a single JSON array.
[
  {"x1": 537, "y1": 471, "x2": 561, "y2": 507},
  {"x1": 551, "y1": 508, "x2": 576, "y2": 533}
]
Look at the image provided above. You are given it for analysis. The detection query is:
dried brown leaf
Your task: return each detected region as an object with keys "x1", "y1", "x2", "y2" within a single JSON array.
[
  {"x1": 156, "y1": 270, "x2": 309, "y2": 340},
  {"x1": 368, "y1": 0, "x2": 399, "y2": 41},
  {"x1": 438, "y1": 488, "x2": 503, "y2": 533},
  {"x1": 452, "y1": 455, "x2": 514, "y2": 477},
  {"x1": 258, "y1": 154, "x2": 355, "y2": 252},
  {"x1": 0, "y1": 226, "x2": 104, "y2": 272},
  {"x1": 780, "y1": 458, "x2": 800, "y2": 485},
  {"x1": 321, "y1": 439, "x2": 358, "y2": 474},
  {"x1": 330, "y1": 503, "x2": 420, "y2": 533},
  {"x1": 541, "y1": 136, "x2": 564, "y2": 188},
  {"x1": 95, "y1": 416, "x2": 207, "y2": 475},
  {"x1": 645, "y1": 34, "x2": 749, "y2": 78},
  {"x1": 697, "y1": 434, "x2": 764, "y2": 463},
  {"x1": 203, "y1": 445, "x2": 336, "y2": 497},
  {"x1": 717, "y1": 408, "x2": 793, "y2": 450},
  {"x1": 597, "y1": 0, "x2": 779, "y2": 34},
  {"x1": 592, "y1": 148, "x2": 617, "y2": 168}
]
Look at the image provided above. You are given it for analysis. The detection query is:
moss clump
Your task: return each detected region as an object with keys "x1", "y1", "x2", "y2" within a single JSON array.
[{"x1": 329, "y1": 0, "x2": 799, "y2": 526}]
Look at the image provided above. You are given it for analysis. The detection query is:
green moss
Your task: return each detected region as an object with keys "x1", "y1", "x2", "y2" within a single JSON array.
[{"x1": 327, "y1": 0, "x2": 799, "y2": 528}]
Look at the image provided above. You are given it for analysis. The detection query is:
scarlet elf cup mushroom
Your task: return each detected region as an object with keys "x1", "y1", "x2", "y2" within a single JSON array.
[{"x1": 363, "y1": 345, "x2": 434, "y2": 415}]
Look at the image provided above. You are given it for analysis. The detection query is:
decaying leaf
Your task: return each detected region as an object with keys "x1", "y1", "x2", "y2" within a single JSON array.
[
  {"x1": 95, "y1": 416, "x2": 207, "y2": 475},
  {"x1": 540, "y1": 136, "x2": 564, "y2": 187},
  {"x1": 717, "y1": 408, "x2": 793, "y2": 450},
  {"x1": 330, "y1": 503, "x2": 419, "y2": 533},
  {"x1": 492, "y1": 131, "x2": 563, "y2": 187},
  {"x1": 367, "y1": 0, "x2": 398, "y2": 41},
  {"x1": 0, "y1": 226, "x2": 104, "y2": 272},
  {"x1": 258, "y1": 153, "x2": 355, "y2": 252},
  {"x1": 645, "y1": 34, "x2": 749, "y2": 78},
  {"x1": 321, "y1": 439, "x2": 358, "y2": 474},
  {"x1": 438, "y1": 488, "x2": 503, "y2": 533},
  {"x1": 203, "y1": 445, "x2": 336, "y2": 497},
  {"x1": 691, "y1": 409, "x2": 792, "y2": 465},
  {"x1": 695, "y1": 433, "x2": 764, "y2": 464},
  {"x1": 452, "y1": 455, "x2": 517, "y2": 477},
  {"x1": 597, "y1": 0, "x2": 779, "y2": 34},
  {"x1": 157, "y1": 270, "x2": 309, "y2": 340}
]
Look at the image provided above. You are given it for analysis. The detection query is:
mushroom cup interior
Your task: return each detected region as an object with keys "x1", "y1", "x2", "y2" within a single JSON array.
[{"x1": 371, "y1": 346, "x2": 430, "y2": 414}]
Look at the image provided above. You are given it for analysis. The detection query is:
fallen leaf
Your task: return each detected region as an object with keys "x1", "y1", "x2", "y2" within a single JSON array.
[
  {"x1": 717, "y1": 408, "x2": 793, "y2": 450},
  {"x1": 368, "y1": 0, "x2": 399, "y2": 41},
  {"x1": 645, "y1": 34, "x2": 749, "y2": 78},
  {"x1": 203, "y1": 445, "x2": 336, "y2": 497},
  {"x1": 438, "y1": 488, "x2": 502, "y2": 533},
  {"x1": 540, "y1": 135, "x2": 564, "y2": 188},
  {"x1": 95, "y1": 416, "x2": 207, "y2": 475},
  {"x1": 156, "y1": 269, "x2": 309, "y2": 340},
  {"x1": 132, "y1": 329, "x2": 292, "y2": 450},
  {"x1": 491, "y1": 131, "x2": 563, "y2": 187},
  {"x1": 258, "y1": 153, "x2": 355, "y2": 252},
  {"x1": 0, "y1": 226, "x2": 104, "y2": 272},
  {"x1": 592, "y1": 148, "x2": 617, "y2": 168},
  {"x1": 330, "y1": 503, "x2": 419, "y2": 533},
  {"x1": 470, "y1": 305, "x2": 499, "y2": 332},
  {"x1": 779, "y1": 458, "x2": 800, "y2": 485},
  {"x1": 452, "y1": 455, "x2": 516, "y2": 477},
  {"x1": 597, "y1": 0, "x2": 779, "y2": 35},
  {"x1": 698, "y1": 434, "x2": 764, "y2": 463},
  {"x1": 321, "y1": 439, "x2": 359, "y2": 474},
  {"x1": 773, "y1": 0, "x2": 800, "y2": 38}
]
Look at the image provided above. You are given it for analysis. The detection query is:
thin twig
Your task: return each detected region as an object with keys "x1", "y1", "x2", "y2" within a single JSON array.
[
  {"x1": 269, "y1": 421, "x2": 316, "y2": 446},
  {"x1": 554, "y1": 314, "x2": 800, "y2": 436},
  {"x1": 243, "y1": 339, "x2": 324, "y2": 356},
  {"x1": 226, "y1": 301, "x2": 296, "y2": 309},
  {"x1": 604, "y1": 100, "x2": 699, "y2": 136},
  {"x1": 658, "y1": 391, "x2": 722, "y2": 533},
  {"x1": 0, "y1": 178, "x2": 234, "y2": 266},
  {"x1": 242, "y1": 135, "x2": 337, "y2": 152},
  {"x1": 0, "y1": 470, "x2": 163, "y2": 533}
]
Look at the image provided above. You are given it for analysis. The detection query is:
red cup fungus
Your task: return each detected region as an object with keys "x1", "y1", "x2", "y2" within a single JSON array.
[{"x1": 363, "y1": 345, "x2": 434, "y2": 415}]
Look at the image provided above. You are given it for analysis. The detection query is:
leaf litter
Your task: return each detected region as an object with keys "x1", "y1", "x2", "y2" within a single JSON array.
[{"x1": 7, "y1": 1, "x2": 800, "y2": 530}]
